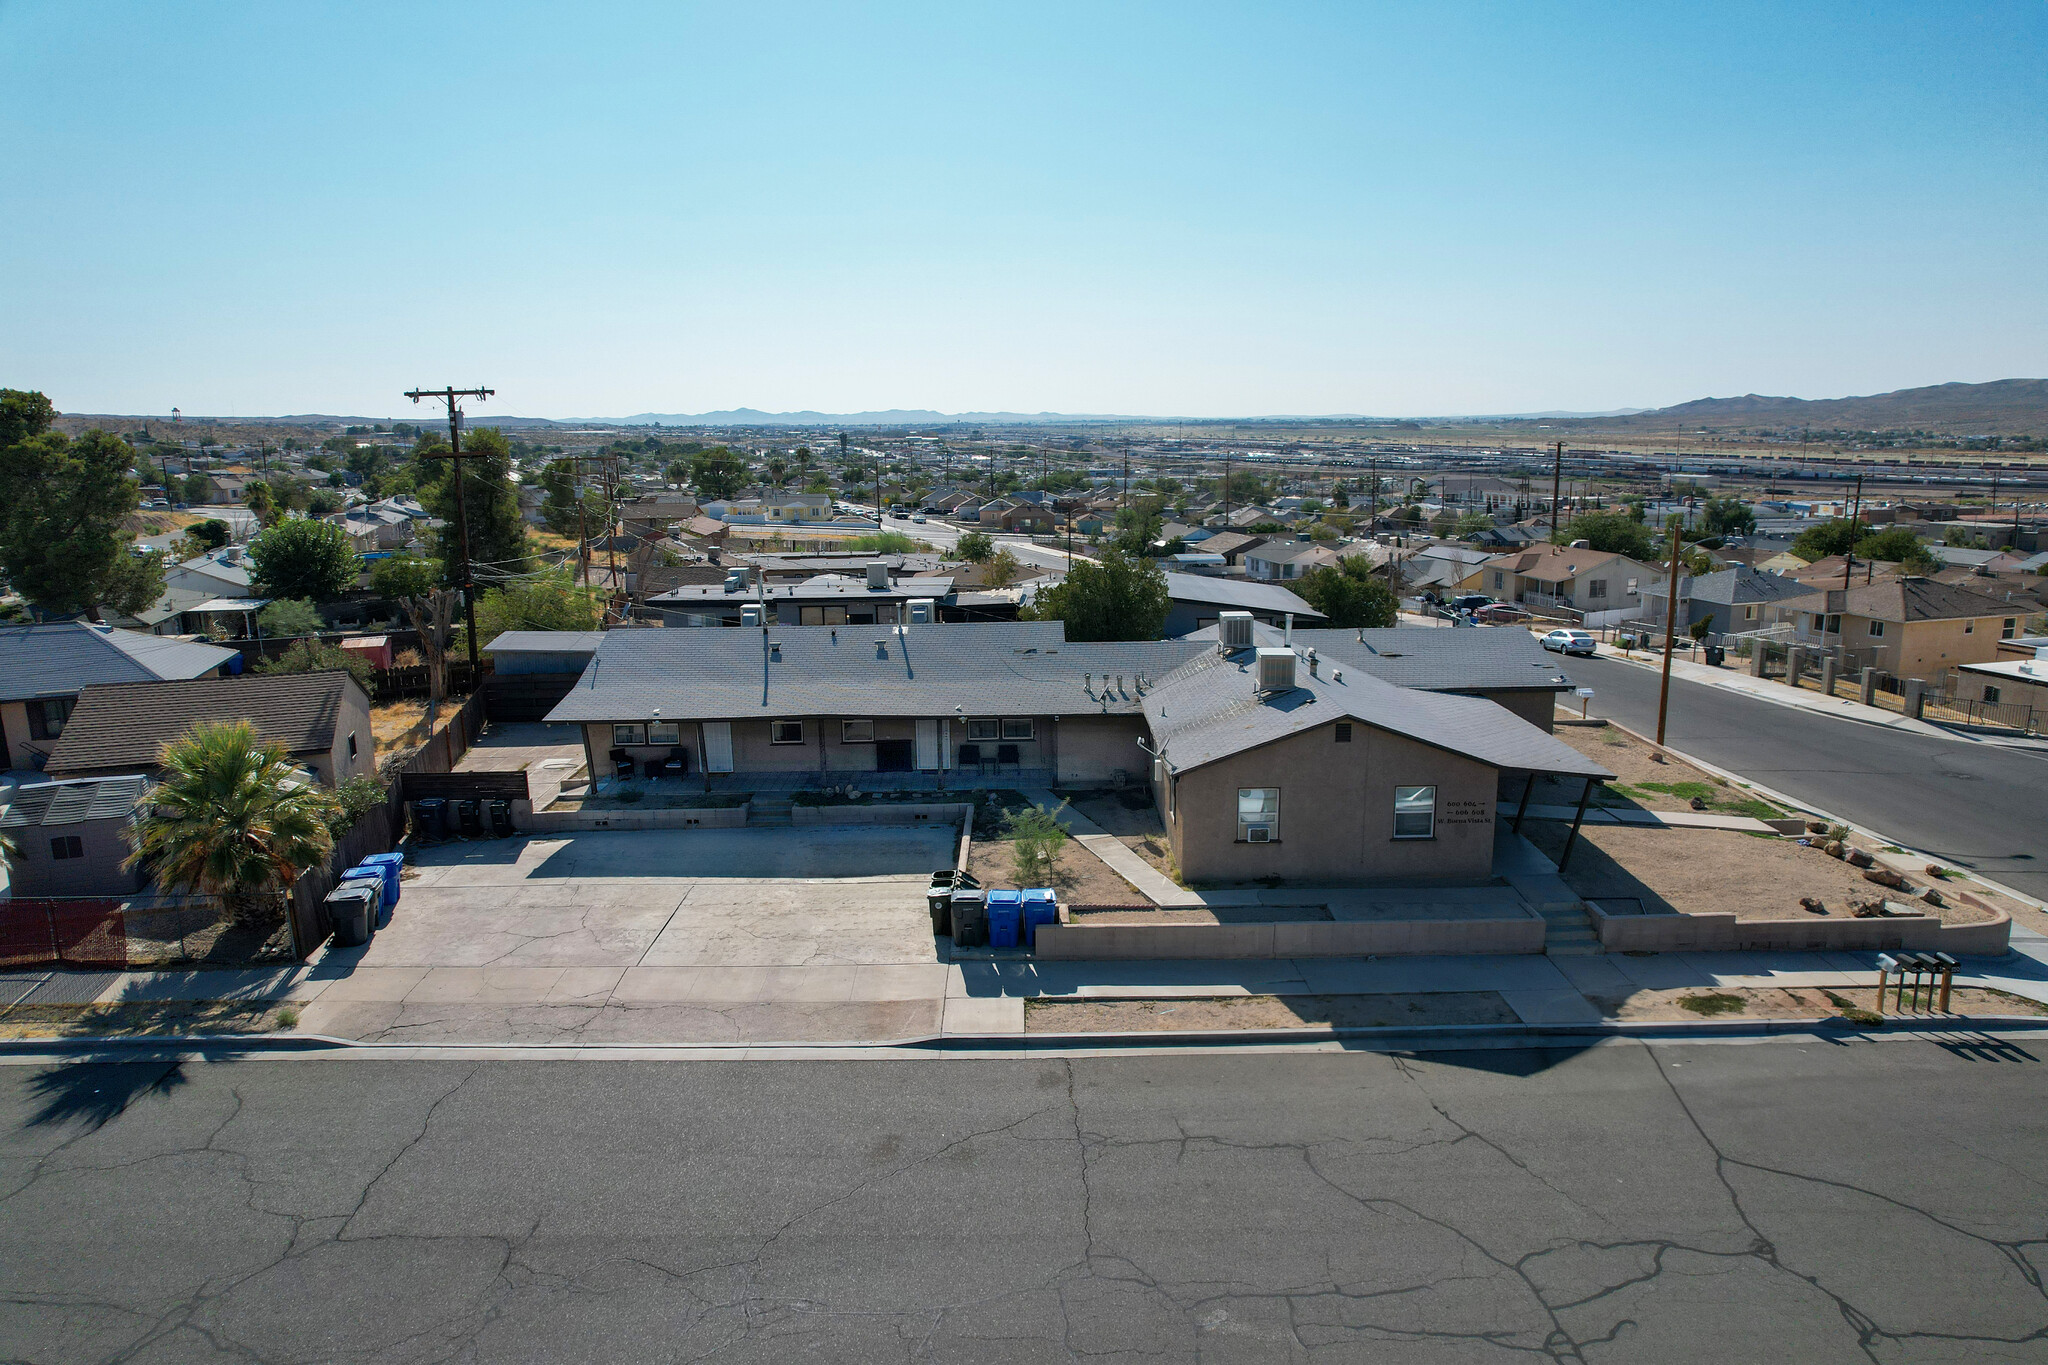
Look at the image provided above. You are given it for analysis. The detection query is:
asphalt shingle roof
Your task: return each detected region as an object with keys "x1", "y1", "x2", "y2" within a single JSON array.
[
  {"x1": 0, "y1": 775, "x2": 150, "y2": 827},
  {"x1": 545, "y1": 622, "x2": 1207, "y2": 723},
  {"x1": 1162, "y1": 572, "x2": 1324, "y2": 619},
  {"x1": 1141, "y1": 648, "x2": 1612, "y2": 779},
  {"x1": 0, "y1": 623, "x2": 237, "y2": 702},
  {"x1": 1781, "y1": 577, "x2": 2024, "y2": 623},
  {"x1": 1180, "y1": 623, "x2": 1575, "y2": 693},
  {"x1": 45, "y1": 672, "x2": 362, "y2": 776}
]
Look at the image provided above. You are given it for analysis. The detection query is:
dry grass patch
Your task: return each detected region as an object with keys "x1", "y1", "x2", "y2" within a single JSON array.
[
  {"x1": 0, "y1": 1000, "x2": 299, "y2": 1040},
  {"x1": 1025, "y1": 992, "x2": 1518, "y2": 1033},
  {"x1": 1589, "y1": 984, "x2": 2048, "y2": 1023}
]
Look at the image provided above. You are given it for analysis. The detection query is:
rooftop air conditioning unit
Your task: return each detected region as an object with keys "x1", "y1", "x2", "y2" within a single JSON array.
[
  {"x1": 724, "y1": 568, "x2": 748, "y2": 593},
  {"x1": 866, "y1": 562, "x2": 890, "y2": 590},
  {"x1": 1217, "y1": 611, "x2": 1254, "y2": 651},
  {"x1": 907, "y1": 599, "x2": 935, "y2": 624},
  {"x1": 1245, "y1": 825, "x2": 1273, "y2": 843},
  {"x1": 1255, "y1": 647, "x2": 1297, "y2": 693},
  {"x1": 740, "y1": 604, "x2": 764, "y2": 628}
]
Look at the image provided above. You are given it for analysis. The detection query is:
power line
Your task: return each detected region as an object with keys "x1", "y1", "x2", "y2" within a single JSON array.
[{"x1": 405, "y1": 384, "x2": 493, "y2": 668}]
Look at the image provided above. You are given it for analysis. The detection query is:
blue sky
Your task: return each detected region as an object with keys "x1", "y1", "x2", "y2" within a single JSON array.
[{"x1": 3, "y1": 1, "x2": 2042, "y2": 419}]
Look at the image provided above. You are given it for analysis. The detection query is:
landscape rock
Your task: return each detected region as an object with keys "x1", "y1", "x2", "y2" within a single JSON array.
[
  {"x1": 1824, "y1": 841, "x2": 1846, "y2": 858},
  {"x1": 1863, "y1": 867, "x2": 1908, "y2": 891},
  {"x1": 1800, "y1": 897, "x2": 1826, "y2": 915},
  {"x1": 1846, "y1": 848, "x2": 1874, "y2": 868},
  {"x1": 1925, "y1": 863, "x2": 1946, "y2": 877},
  {"x1": 1851, "y1": 899, "x2": 1885, "y2": 918},
  {"x1": 1921, "y1": 887, "x2": 1945, "y2": 907},
  {"x1": 1807, "y1": 821, "x2": 1829, "y2": 835},
  {"x1": 1688, "y1": 796, "x2": 1708, "y2": 811}
]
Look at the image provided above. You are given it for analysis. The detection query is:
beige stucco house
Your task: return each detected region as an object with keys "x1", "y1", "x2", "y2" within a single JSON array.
[
  {"x1": 1460, "y1": 544, "x2": 1659, "y2": 617},
  {"x1": 1780, "y1": 578, "x2": 2028, "y2": 682}
]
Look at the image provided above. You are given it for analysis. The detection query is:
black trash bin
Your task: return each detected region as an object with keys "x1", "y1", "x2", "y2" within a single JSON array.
[
  {"x1": 325, "y1": 879, "x2": 379, "y2": 948},
  {"x1": 486, "y1": 799, "x2": 513, "y2": 837},
  {"x1": 1705, "y1": 644, "x2": 1726, "y2": 667},
  {"x1": 456, "y1": 799, "x2": 482, "y2": 835},
  {"x1": 949, "y1": 889, "x2": 988, "y2": 948},
  {"x1": 410, "y1": 798, "x2": 444, "y2": 841},
  {"x1": 440, "y1": 798, "x2": 461, "y2": 837},
  {"x1": 926, "y1": 869, "x2": 980, "y2": 934}
]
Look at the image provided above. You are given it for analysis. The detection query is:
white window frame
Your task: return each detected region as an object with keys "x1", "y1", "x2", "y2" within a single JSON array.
[
  {"x1": 770, "y1": 719, "x2": 805, "y2": 745},
  {"x1": 1393, "y1": 785, "x2": 1436, "y2": 840},
  {"x1": 648, "y1": 720, "x2": 681, "y2": 746},
  {"x1": 2003, "y1": 619, "x2": 2018, "y2": 640},
  {"x1": 1236, "y1": 787, "x2": 1279, "y2": 843},
  {"x1": 1587, "y1": 579, "x2": 1608, "y2": 599},
  {"x1": 612, "y1": 723, "x2": 646, "y2": 746},
  {"x1": 841, "y1": 719, "x2": 875, "y2": 743},
  {"x1": 1000, "y1": 718, "x2": 1035, "y2": 741},
  {"x1": 965, "y1": 718, "x2": 1000, "y2": 741},
  {"x1": 1964, "y1": 619, "x2": 1975, "y2": 634}
]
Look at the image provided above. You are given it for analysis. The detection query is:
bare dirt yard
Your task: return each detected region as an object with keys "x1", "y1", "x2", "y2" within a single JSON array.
[
  {"x1": 0, "y1": 1000, "x2": 297, "y2": 1040},
  {"x1": 1025, "y1": 992, "x2": 1518, "y2": 1034},
  {"x1": 967, "y1": 836, "x2": 1134, "y2": 904},
  {"x1": 1066, "y1": 791, "x2": 1180, "y2": 882},
  {"x1": 1524, "y1": 822, "x2": 1999, "y2": 925},
  {"x1": 1586, "y1": 984, "x2": 2048, "y2": 1024},
  {"x1": 1526, "y1": 722, "x2": 1786, "y2": 818}
]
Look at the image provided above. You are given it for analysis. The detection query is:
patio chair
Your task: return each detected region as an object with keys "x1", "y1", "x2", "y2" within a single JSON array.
[
  {"x1": 957, "y1": 743, "x2": 981, "y2": 775},
  {"x1": 609, "y1": 747, "x2": 636, "y2": 780},
  {"x1": 659, "y1": 745, "x2": 690, "y2": 777},
  {"x1": 996, "y1": 743, "x2": 1021, "y2": 774}
]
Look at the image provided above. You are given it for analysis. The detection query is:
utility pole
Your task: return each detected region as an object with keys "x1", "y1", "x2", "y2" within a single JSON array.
[
  {"x1": 1223, "y1": 452, "x2": 1232, "y2": 528},
  {"x1": 405, "y1": 384, "x2": 493, "y2": 669},
  {"x1": 1657, "y1": 517, "x2": 1682, "y2": 746},
  {"x1": 1121, "y1": 440, "x2": 1130, "y2": 519},
  {"x1": 1550, "y1": 441, "x2": 1563, "y2": 540},
  {"x1": 1842, "y1": 474, "x2": 1863, "y2": 593}
]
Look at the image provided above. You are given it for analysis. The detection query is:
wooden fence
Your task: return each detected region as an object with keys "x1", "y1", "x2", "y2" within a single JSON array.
[{"x1": 285, "y1": 688, "x2": 490, "y2": 957}]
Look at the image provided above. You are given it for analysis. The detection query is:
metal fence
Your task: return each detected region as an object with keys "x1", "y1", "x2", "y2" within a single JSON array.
[{"x1": 0, "y1": 894, "x2": 231, "y2": 969}]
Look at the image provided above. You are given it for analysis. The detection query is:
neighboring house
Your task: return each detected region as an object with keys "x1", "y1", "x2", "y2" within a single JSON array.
[
  {"x1": 1639, "y1": 565, "x2": 1814, "y2": 638},
  {"x1": 619, "y1": 494, "x2": 702, "y2": 535},
  {"x1": 1243, "y1": 541, "x2": 1340, "y2": 582},
  {"x1": 1193, "y1": 532, "x2": 1270, "y2": 568},
  {"x1": 1955, "y1": 649, "x2": 2048, "y2": 714},
  {"x1": 0, "y1": 775, "x2": 151, "y2": 897},
  {"x1": 1463, "y1": 544, "x2": 1656, "y2": 617},
  {"x1": 45, "y1": 671, "x2": 375, "y2": 786},
  {"x1": 1403, "y1": 544, "x2": 1495, "y2": 595},
  {"x1": 647, "y1": 574, "x2": 961, "y2": 627},
  {"x1": 200, "y1": 474, "x2": 250, "y2": 505},
  {"x1": 165, "y1": 549, "x2": 256, "y2": 599},
  {"x1": 762, "y1": 493, "x2": 834, "y2": 522},
  {"x1": 1779, "y1": 578, "x2": 2026, "y2": 682},
  {"x1": 482, "y1": 631, "x2": 605, "y2": 676},
  {"x1": 1140, "y1": 638, "x2": 1609, "y2": 884},
  {"x1": 990, "y1": 504, "x2": 1056, "y2": 534},
  {"x1": 0, "y1": 623, "x2": 236, "y2": 772},
  {"x1": 1161, "y1": 572, "x2": 1323, "y2": 637}
]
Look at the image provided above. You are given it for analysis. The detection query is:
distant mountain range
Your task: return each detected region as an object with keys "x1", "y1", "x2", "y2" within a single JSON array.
[{"x1": 1618, "y1": 379, "x2": 2048, "y2": 434}]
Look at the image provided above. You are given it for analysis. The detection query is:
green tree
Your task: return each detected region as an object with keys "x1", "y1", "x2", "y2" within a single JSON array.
[
  {"x1": 256, "y1": 598, "x2": 325, "y2": 636},
  {"x1": 538, "y1": 458, "x2": 606, "y2": 536},
  {"x1": 1453, "y1": 511, "x2": 1493, "y2": 539},
  {"x1": 187, "y1": 518, "x2": 231, "y2": 551},
  {"x1": 256, "y1": 637, "x2": 374, "y2": 690},
  {"x1": 178, "y1": 472, "x2": 209, "y2": 505},
  {"x1": 249, "y1": 517, "x2": 360, "y2": 601},
  {"x1": 1789, "y1": 519, "x2": 1861, "y2": 563},
  {"x1": 1701, "y1": 496, "x2": 1756, "y2": 537},
  {"x1": 126, "y1": 720, "x2": 339, "y2": 928},
  {"x1": 1943, "y1": 525, "x2": 1990, "y2": 549},
  {"x1": 0, "y1": 417, "x2": 165, "y2": 617},
  {"x1": 1025, "y1": 548, "x2": 1169, "y2": 641},
  {"x1": 689, "y1": 446, "x2": 748, "y2": 501},
  {"x1": 954, "y1": 531, "x2": 996, "y2": 562},
  {"x1": 244, "y1": 480, "x2": 279, "y2": 527},
  {"x1": 982, "y1": 548, "x2": 1023, "y2": 589},
  {"x1": 1294, "y1": 557, "x2": 1399, "y2": 629},
  {"x1": 848, "y1": 531, "x2": 922, "y2": 553},
  {"x1": 414, "y1": 426, "x2": 528, "y2": 583},
  {"x1": 0, "y1": 389, "x2": 57, "y2": 448},
  {"x1": 1003, "y1": 800, "x2": 1069, "y2": 884},
  {"x1": 371, "y1": 553, "x2": 441, "y2": 601},
  {"x1": 1111, "y1": 501, "x2": 1164, "y2": 556},
  {"x1": 1854, "y1": 526, "x2": 1940, "y2": 572},
  {"x1": 1556, "y1": 510, "x2": 1658, "y2": 560},
  {"x1": 470, "y1": 569, "x2": 605, "y2": 647}
]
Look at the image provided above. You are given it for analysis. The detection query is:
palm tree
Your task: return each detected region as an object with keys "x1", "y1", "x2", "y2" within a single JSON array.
[{"x1": 128, "y1": 721, "x2": 339, "y2": 927}]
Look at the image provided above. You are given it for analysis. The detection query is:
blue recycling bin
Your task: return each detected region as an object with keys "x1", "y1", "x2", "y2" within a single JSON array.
[
  {"x1": 342, "y1": 863, "x2": 398, "y2": 911},
  {"x1": 1021, "y1": 888, "x2": 1058, "y2": 948},
  {"x1": 361, "y1": 852, "x2": 404, "y2": 906},
  {"x1": 986, "y1": 890, "x2": 1023, "y2": 950}
]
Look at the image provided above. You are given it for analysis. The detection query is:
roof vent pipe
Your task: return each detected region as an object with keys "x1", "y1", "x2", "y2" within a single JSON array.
[{"x1": 1283, "y1": 613, "x2": 1293, "y2": 647}]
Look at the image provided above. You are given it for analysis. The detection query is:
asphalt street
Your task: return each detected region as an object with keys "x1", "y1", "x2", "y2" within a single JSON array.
[
  {"x1": 1562, "y1": 652, "x2": 2048, "y2": 901},
  {"x1": 6, "y1": 1038, "x2": 2048, "y2": 1361}
]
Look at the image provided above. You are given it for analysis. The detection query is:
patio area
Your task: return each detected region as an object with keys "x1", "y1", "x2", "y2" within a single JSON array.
[{"x1": 586, "y1": 767, "x2": 1059, "y2": 799}]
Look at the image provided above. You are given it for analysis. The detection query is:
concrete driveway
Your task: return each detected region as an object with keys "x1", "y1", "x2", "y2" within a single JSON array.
[{"x1": 292, "y1": 827, "x2": 957, "y2": 1045}]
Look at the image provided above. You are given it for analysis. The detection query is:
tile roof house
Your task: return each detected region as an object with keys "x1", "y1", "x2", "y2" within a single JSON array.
[
  {"x1": 1140, "y1": 640, "x2": 1610, "y2": 884},
  {"x1": 45, "y1": 671, "x2": 375, "y2": 786},
  {"x1": 1779, "y1": 577, "x2": 2029, "y2": 682},
  {"x1": 0, "y1": 623, "x2": 236, "y2": 772},
  {"x1": 0, "y1": 775, "x2": 151, "y2": 897}
]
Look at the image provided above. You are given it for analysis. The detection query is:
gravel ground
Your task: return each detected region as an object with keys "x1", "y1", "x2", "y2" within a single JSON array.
[
  {"x1": 968, "y1": 836, "x2": 1133, "y2": 903},
  {"x1": 1589, "y1": 984, "x2": 2048, "y2": 1022}
]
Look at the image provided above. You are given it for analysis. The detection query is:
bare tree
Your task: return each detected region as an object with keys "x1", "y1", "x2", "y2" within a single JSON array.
[{"x1": 401, "y1": 588, "x2": 460, "y2": 717}]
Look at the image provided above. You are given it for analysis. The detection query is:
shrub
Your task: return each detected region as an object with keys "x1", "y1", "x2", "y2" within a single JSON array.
[
  {"x1": 257, "y1": 638, "x2": 373, "y2": 691},
  {"x1": 1004, "y1": 801, "x2": 1069, "y2": 885},
  {"x1": 257, "y1": 597, "x2": 325, "y2": 637},
  {"x1": 327, "y1": 775, "x2": 388, "y2": 836}
]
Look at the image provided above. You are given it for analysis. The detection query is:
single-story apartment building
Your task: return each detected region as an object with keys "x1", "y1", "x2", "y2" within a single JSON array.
[
  {"x1": 45, "y1": 671, "x2": 375, "y2": 786},
  {"x1": 1954, "y1": 649, "x2": 2048, "y2": 715},
  {"x1": 0, "y1": 775, "x2": 152, "y2": 898}
]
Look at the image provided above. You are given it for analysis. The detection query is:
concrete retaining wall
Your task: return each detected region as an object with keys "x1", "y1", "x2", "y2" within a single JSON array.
[
  {"x1": 791, "y1": 803, "x2": 973, "y2": 827},
  {"x1": 516, "y1": 804, "x2": 750, "y2": 833},
  {"x1": 1587, "y1": 901, "x2": 2011, "y2": 955},
  {"x1": 1034, "y1": 915, "x2": 1546, "y2": 960}
]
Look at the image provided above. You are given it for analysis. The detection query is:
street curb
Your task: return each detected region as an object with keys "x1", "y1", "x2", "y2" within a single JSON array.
[
  {"x1": 7, "y1": 1016, "x2": 2048, "y2": 1057},
  {"x1": 1589, "y1": 647, "x2": 1941, "y2": 739},
  {"x1": 1596, "y1": 716, "x2": 2048, "y2": 913}
]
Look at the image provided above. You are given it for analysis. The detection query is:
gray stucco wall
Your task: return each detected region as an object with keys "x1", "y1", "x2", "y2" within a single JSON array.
[
  {"x1": 1166, "y1": 721, "x2": 1499, "y2": 885},
  {"x1": 8, "y1": 816, "x2": 144, "y2": 897}
]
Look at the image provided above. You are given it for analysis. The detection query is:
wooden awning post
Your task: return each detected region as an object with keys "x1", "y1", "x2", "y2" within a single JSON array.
[
  {"x1": 1513, "y1": 772, "x2": 1537, "y2": 834},
  {"x1": 1557, "y1": 777, "x2": 1597, "y2": 872}
]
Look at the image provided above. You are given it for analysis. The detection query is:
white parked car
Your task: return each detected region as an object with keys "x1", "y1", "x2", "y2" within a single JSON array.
[{"x1": 1541, "y1": 629, "x2": 1597, "y2": 656}]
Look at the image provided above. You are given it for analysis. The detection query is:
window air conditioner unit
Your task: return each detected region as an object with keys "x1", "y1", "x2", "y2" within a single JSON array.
[
  {"x1": 1217, "y1": 611, "x2": 1254, "y2": 650},
  {"x1": 1255, "y1": 647, "x2": 1297, "y2": 693},
  {"x1": 1246, "y1": 825, "x2": 1273, "y2": 843}
]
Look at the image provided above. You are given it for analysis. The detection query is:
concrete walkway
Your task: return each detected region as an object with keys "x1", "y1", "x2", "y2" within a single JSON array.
[
  {"x1": 1025, "y1": 789, "x2": 1203, "y2": 906},
  {"x1": 1496, "y1": 801, "x2": 1778, "y2": 832}
]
